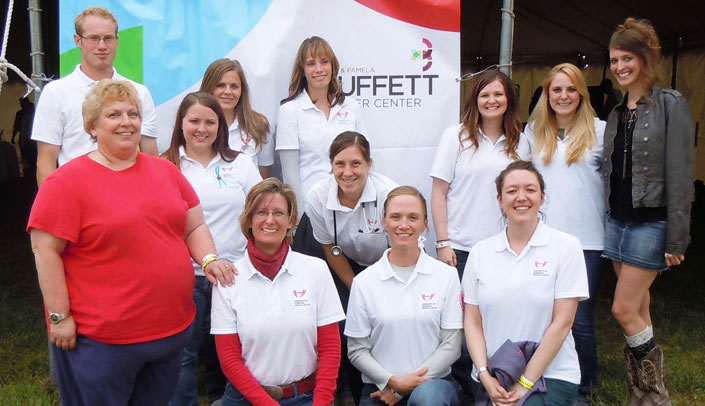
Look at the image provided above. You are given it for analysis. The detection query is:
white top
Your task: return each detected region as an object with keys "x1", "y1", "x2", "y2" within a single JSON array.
[
  {"x1": 345, "y1": 249, "x2": 463, "y2": 383},
  {"x1": 462, "y1": 221, "x2": 588, "y2": 384},
  {"x1": 228, "y1": 118, "x2": 275, "y2": 167},
  {"x1": 179, "y1": 147, "x2": 262, "y2": 275},
  {"x1": 31, "y1": 64, "x2": 158, "y2": 166},
  {"x1": 306, "y1": 172, "x2": 397, "y2": 266},
  {"x1": 524, "y1": 118, "x2": 607, "y2": 250},
  {"x1": 211, "y1": 251, "x2": 345, "y2": 386},
  {"x1": 430, "y1": 123, "x2": 530, "y2": 251},
  {"x1": 276, "y1": 91, "x2": 366, "y2": 211}
]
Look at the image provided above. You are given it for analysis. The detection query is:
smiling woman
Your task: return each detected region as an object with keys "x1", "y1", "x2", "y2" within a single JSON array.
[
  {"x1": 27, "y1": 80, "x2": 235, "y2": 405},
  {"x1": 345, "y1": 186, "x2": 464, "y2": 406}
]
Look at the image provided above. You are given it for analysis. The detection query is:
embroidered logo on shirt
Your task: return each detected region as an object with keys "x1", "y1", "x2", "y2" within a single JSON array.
[
  {"x1": 421, "y1": 293, "x2": 438, "y2": 310},
  {"x1": 293, "y1": 289, "x2": 306, "y2": 298},
  {"x1": 533, "y1": 260, "x2": 550, "y2": 276},
  {"x1": 337, "y1": 111, "x2": 349, "y2": 119},
  {"x1": 293, "y1": 289, "x2": 311, "y2": 307}
]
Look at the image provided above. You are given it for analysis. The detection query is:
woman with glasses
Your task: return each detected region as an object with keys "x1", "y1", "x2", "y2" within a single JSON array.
[
  {"x1": 211, "y1": 178, "x2": 345, "y2": 406},
  {"x1": 306, "y1": 131, "x2": 397, "y2": 404}
]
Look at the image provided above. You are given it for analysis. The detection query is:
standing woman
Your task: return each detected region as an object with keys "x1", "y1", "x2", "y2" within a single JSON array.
[
  {"x1": 211, "y1": 178, "x2": 345, "y2": 406},
  {"x1": 345, "y1": 186, "x2": 464, "y2": 406},
  {"x1": 307, "y1": 131, "x2": 397, "y2": 404},
  {"x1": 276, "y1": 36, "x2": 366, "y2": 253},
  {"x1": 200, "y1": 58, "x2": 273, "y2": 178},
  {"x1": 164, "y1": 92, "x2": 262, "y2": 406},
  {"x1": 524, "y1": 63, "x2": 606, "y2": 405},
  {"x1": 605, "y1": 18, "x2": 694, "y2": 404},
  {"x1": 463, "y1": 161, "x2": 588, "y2": 406},
  {"x1": 431, "y1": 70, "x2": 529, "y2": 276}
]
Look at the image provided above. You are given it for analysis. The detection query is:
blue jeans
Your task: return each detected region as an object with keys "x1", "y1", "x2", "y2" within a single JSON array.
[
  {"x1": 359, "y1": 376, "x2": 462, "y2": 406},
  {"x1": 571, "y1": 251, "x2": 606, "y2": 402},
  {"x1": 170, "y1": 276, "x2": 225, "y2": 406},
  {"x1": 221, "y1": 382, "x2": 317, "y2": 406},
  {"x1": 52, "y1": 323, "x2": 193, "y2": 406},
  {"x1": 523, "y1": 378, "x2": 578, "y2": 406}
]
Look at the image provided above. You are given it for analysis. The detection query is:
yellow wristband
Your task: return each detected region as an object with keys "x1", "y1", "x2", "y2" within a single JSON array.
[
  {"x1": 518, "y1": 375, "x2": 534, "y2": 390},
  {"x1": 202, "y1": 256, "x2": 219, "y2": 271}
]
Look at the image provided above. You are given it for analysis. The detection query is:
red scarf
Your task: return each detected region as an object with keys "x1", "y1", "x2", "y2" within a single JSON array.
[{"x1": 247, "y1": 237, "x2": 289, "y2": 281}]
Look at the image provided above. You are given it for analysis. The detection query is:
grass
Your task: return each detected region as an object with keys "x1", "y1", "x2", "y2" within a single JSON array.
[{"x1": 1, "y1": 176, "x2": 704, "y2": 405}]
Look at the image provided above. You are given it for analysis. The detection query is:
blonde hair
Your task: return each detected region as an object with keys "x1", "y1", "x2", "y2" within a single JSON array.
[
  {"x1": 240, "y1": 178, "x2": 298, "y2": 243},
  {"x1": 529, "y1": 63, "x2": 596, "y2": 165},
  {"x1": 383, "y1": 186, "x2": 428, "y2": 220},
  {"x1": 281, "y1": 36, "x2": 344, "y2": 107},
  {"x1": 75, "y1": 7, "x2": 118, "y2": 35},
  {"x1": 609, "y1": 18, "x2": 662, "y2": 93},
  {"x1": 200, "y1": 58, "x2": 270, "y2": 149},
  {"x1": 82, "y1": 80, "x2": 142, "y2": 141}
]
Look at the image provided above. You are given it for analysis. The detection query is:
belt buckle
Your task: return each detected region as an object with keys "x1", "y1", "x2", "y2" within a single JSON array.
[{"x1": 263, "y1": 385, "x2": 284, "y2": 400}]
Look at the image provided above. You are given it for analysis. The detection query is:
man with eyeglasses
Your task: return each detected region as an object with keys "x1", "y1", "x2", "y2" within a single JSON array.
[{"x1": 32, "y1": 6, "x2": 159, "y2": 187}]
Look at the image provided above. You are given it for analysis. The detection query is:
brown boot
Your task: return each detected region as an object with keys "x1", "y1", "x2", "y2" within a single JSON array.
[
  {"x1": 624, "y1": 345, "x2": 644, "y2": 406},
  {"x1": 637, "y1": 346, "x2": 672, "y2": 406}
]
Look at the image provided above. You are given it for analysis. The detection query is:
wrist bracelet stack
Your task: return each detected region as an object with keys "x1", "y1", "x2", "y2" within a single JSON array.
[
  {"x1": 202, "y1": 254, "x2": 219, "y2": 271},
  {"x1": 518, "y1": 374, "x2": 534, "y2": 390},
  {"x1": 435, "y1": 239, "x2": 451, "y2": 249}
]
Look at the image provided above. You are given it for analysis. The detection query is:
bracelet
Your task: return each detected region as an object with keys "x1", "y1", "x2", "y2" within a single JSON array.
[
  {"x1": 202, "y1": 255, "x2": 219, "y2": 271},
  {"x1": 201, "y1": 253, "x2": 218, "y2": 265},
  {"x1": 518, "y1": 375, "x2": 534, "y2": 390},
  {"x1": 435, "y1": 240, "x2": 451, "y2": 249},
  {"x1": 477, "y1": 366, "x2": 488, "y2": 376}
]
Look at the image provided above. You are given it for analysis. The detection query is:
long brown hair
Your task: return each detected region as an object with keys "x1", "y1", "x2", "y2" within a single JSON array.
[
  {"x1": 459, "y1": 70, "x2": 521, "y2": 159},
  {"x1": 162, "y1": 92, "x2": 239, "y2": 168},
  {"x1": 200, "y1": 58, "x2": 270, "y2": 148},
  {"x1": 281, "y1": 36, "x2": 344, "y2": 107},
  {"x1": 529, "y1": 63, "x2": 597, "y2": 165}
]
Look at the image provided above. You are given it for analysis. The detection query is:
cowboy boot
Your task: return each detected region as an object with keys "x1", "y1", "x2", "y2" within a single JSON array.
[
  {"x1": 637, "y1": 346, "x2": 672, "y2": 406},
  {"x1": 623, "y1": 345, "x2": 644, "y2": 406}
]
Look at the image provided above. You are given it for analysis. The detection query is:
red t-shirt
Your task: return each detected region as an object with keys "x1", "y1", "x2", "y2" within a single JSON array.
[{"x1": 28, "y1": 154, "x2": 199, "y2": 344}]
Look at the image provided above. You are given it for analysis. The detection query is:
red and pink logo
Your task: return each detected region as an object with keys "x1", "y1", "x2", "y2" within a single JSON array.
[
  {"x1": 293, "y1": 289, "x2": 307, "y2": 298},
  {"x1": 336, "y1": 111, "x2": 349, "y2": 119},
  {"x1": 421, "y1": 293, "x2": 435, "y2": 301},
  {"x1": 412, "y1": 38, "x2": 433, "y2": 71},
  {"x1": 535, "y1": 261, "x2": 548, "y2": 268}
]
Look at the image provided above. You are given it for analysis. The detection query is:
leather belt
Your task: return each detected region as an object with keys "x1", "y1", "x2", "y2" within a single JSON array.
[{"x1": 262, "y1": 373, "x2": 316, "y2": 400}]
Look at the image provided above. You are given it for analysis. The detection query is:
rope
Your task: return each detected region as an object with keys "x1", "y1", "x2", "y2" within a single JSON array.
[{"x1": 0, "y1": 0, "x2": 44, "y2": 98}]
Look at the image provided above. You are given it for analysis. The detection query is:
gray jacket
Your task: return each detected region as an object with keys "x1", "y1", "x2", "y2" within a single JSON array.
[{"x1": 603, "y1": 86, "x2": 695, "y2": 254}]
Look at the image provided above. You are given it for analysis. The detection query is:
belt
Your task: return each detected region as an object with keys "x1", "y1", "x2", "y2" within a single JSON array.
[{"x1": 262, "y1": 373, "x2": 316, "y2": 400}]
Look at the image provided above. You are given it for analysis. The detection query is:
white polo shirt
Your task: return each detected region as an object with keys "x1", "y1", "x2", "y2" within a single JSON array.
[
  {"x1": 524, "y1": 118, "x2": 606, "y2": 250},
  {"x1": 179, "y1": 147, "x2": 261, "y2": 274},
  {"x1": 228, "y1": 118, "x2": 274, "y2": 167},
  {"x1": 276, "y1": 91, "x2": 366, "y2": 211},
  {"x1": 306, "y1": 172, "x2": 397, "y2": 266},
  {"x1": 31, "y1": 64, "x2": 158, "y2": 166},
  {"x1": 462, "y1": 221, "x2": 588, "y2": 384},
  {"x1": 211, "y1": 251, "x2": 345, "y2": 386},
  {"x1": 430, "y1": 123, "x2": 530, "y2": 251},
  {"x1": 345, "y1": 249, "x2": 463, "y2": 383}
]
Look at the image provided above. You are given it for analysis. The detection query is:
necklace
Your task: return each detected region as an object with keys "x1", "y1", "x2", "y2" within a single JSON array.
[
  {"x1": 622, "y1": 108, "x2": 637, "y2": 178},
  {"x1": 93, "y1": 150, "x2": 137, "y2": 170}
]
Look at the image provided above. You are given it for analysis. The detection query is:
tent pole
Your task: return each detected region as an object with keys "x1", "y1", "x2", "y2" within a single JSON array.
[
  {"x1": 499, "y1": 0, "x2": 514, "y2": 77},
  {"x1": 28, "y1": 0, "x2": 45, "y2": 102}
]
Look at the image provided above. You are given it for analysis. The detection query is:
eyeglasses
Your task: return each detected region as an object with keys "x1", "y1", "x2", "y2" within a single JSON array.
[
  {"x1": 78, "y1": 34, "x2": 118, "y2": 44},
  {"x1": 254, "y1": 210, "x2": 288, "y2": 219}
]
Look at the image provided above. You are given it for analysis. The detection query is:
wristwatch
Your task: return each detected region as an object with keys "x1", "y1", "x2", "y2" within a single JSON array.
[
  {"x1": 435, "y1": 240, "x2": 451, "y2": 249},
  {"x1": 49, "y1": 311, "x2": 71, "y2": 324},
  {"x1": 477, "y1": 366, "x2": 489, "y2": 376}
]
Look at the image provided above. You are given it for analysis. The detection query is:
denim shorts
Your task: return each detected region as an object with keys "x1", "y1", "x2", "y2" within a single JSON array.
[{"x1": 603, "y1": 216, "x2": 668, "y2": 271}]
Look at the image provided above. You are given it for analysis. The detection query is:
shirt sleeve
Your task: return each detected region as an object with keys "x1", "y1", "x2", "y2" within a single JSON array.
[
  {"x1": 306, "y1": 185, "x2": 333, "y2": 245},
  {"x1": 440, "y1": 267, "x2": 464, "y2": 329},
  {"x1": 256, "y1": 128, "x2": 275, "y2": 166},
  {"x1": 137, "y1": 86, "x2": 157, "y2": 138},
  {"x1": 516, "y1": 131, "x2": 532, "y2": 160},
  {"x1": 554, "y1": 236, "x2": 589, "y2": 301},
  {"x1": 429, "y1": 125, "x2": 460, "y2": 183},
  {"x1": 242, "y1": 155, "x2": 264, "y2": 191},
  {"x1": 315, "y1": 258, "x2": 346, "y2": 326},
  {"x1": 347, "y1": 336, "x2": 394, "y2": 390},
  {"x1": 170, "y1": 163, "x2": 200, "y2": 208},
  {"x1": 27, "y1": 175, "x2": 81, "y2": 242},
  {"x1": 275, "y1": 102, "x2": 300, "y2": 151},
  {"x1": 352, "y1": 100, "x2": 367, "y2": 136},
  {"x1": 461, "y1": 248, "x2": 480, "y2": 305},
  {"x1": 210, "y1": 283, "x2": 238, "y2": 334},
  {"x1": 344, "y1": 278, "x2": 372, "y2": 337},
  {"x1": 30, "y1": 83, "x2": 63, "y2": 144}
]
